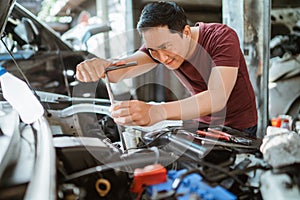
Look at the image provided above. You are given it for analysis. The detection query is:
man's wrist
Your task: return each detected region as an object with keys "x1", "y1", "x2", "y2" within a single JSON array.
[
  {"x1": 160, "y1": 102, "x2": 178, "y2": 120},
  {"x1": 150, "y1": 103, "x2": 167, "y2": 124}
]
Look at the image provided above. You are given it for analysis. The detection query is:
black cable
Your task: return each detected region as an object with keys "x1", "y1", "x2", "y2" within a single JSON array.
[
  {"x1": 124, "y1": 129, "x2": 171, "y2": 153},
  {"x1": 208, "y1": 164, "x2": 269, "y2": 183},
  {"x1": 63, "y1": 153, "x2": 175, "y2": 183},
  {"x1": 166, "y1": 164, "x2": 250, "y2": 199},
  {"x1": 1, "y1": 37, "x2": 32, "y2": 87},
  {"x1": 1, "y1": 35, "x2": 52, "y2": 118},
  {"x1": 197, "y1": 160, "x2": 247, "y2": 186},
  {"x1": 169, "y1": 165, "x2": 250, "y2": 199},
  {"x1": 143, "y1": 129, "x2": 171, "y2": 144},
  {"x1": 53, "y1": 42, "x2": 71, "y2": 97}
]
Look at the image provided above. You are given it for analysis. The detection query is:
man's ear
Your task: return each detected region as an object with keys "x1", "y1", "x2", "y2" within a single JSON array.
[{"x1": 182, "y1": 25, "x2": 191, "y2": 37}]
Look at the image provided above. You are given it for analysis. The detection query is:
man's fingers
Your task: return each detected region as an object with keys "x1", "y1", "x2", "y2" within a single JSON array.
[
  {"x1": 111, "y1": 108, "x2": 130, "y2": 118},
  {"x1": 75, "y1": 58, "x2": 111, "y2": 82},
  {"x1": 111, "y1": 101, "x2": 131, "y2": 111},
  {"x1": 76, "y1": 67, "x2": 91, "y2": 82},
  {"x1": 88, "y1": 65, "x2": 102, "y2": 82},
  {"x1": 113, "y1": 115, "x2": 148, "y2": 126},
  {"x1": 111, "y1": 100, "x2": 151, "y2": 126}
]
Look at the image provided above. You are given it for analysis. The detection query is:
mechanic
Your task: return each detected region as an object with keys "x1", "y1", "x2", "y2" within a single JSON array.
[{"x1": 75, "y1": 1, "x2": 258, "y2": 137}]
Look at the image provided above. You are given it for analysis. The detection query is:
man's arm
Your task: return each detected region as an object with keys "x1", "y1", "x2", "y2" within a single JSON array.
[
  {"x1": 111, "y1": 66, "x2": 238, "y2": 126},
  {"x1": 75, "y1": 51, "x2": 157, "y2": 83},
  {"x1": 162, "y1": 66, "x2": 238, "y2": 120}
]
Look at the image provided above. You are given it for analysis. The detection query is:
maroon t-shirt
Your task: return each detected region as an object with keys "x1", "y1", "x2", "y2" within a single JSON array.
[{"x1": 140, "y1": 23, "x2": 257, "y2": 130}]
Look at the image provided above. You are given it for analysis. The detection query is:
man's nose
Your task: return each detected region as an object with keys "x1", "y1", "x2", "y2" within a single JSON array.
[{"x1": 156, "y1": 50, "x2": 168, "y2": 63}]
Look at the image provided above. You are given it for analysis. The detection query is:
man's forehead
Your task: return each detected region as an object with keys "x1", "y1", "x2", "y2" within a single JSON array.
[
  {"x1": 142, "y1": 27, "x2": 174, "y2": 48},
  {"x1": 142, "y1": 26, "x2": 172, "y2": 35},
  {"x1": 143, "y1": 38, "x2": 169, "y2": 50}
]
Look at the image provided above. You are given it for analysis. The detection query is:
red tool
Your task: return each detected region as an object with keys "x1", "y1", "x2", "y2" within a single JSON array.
[
  {"x1": 207, "y1": 128, "x2": 252, "y2": 145},
  {"x1": 196, "y1": 130, "x2": 230, "y2": 141}
]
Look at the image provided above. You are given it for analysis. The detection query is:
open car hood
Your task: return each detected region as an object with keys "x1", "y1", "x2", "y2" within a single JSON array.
[{"x1": 0, "y1": 0, "x2": 16, "y2": 37}]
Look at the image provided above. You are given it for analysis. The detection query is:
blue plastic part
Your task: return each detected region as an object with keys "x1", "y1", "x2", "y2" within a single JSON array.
[
  {"x1": 146, "y1": 169, "x2": 236, "y2": 200},
  {"x1": 0, "y1": 65, "x2": 7, "y2": 76}
]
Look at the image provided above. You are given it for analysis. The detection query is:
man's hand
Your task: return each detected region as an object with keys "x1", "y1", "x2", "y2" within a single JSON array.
[
  {"x1": 110, "y1": 100, "x2": 166, "y2": 126},
  {"x1": 75, "y1": 57, "x2": 111, "y2": 82}
]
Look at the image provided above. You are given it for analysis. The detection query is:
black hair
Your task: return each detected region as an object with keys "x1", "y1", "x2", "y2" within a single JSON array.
[{"x1": 137, "y1": 1, "x2": 187, "y2": 34}]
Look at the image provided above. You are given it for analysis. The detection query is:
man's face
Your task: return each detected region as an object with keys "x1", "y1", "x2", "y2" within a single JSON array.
[{"x1": 142, "y1": 26, "x2": 190, "y2": 70}]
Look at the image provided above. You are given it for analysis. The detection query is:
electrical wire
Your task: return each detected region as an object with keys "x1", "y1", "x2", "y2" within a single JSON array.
[
  {"x1": 168, "y1": 165, "x2": 264, "y2": 199},
  {"x1": 53, "y1": 40, "x2": 71, "y2": 97},
  {"x1": 1, "y1": 37, "x2": 31, "y2": 87},
  {"x1": 63, "y1": 153, "x2": 175, "y2": 183},
  {"x1": 1, "y1": 37, "x2": 51, "y2": 117},
  {"x1": 124, "y1": 129, "x2": 171, "y2": 153},
  {"x1": 208, "y1": 164, "x2": 269, "y2": 183},
  {"x1": 196, "y1": 159, "x2": 247, "y2": 186}
]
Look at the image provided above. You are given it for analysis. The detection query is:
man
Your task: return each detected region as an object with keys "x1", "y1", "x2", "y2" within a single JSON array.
[{"x1": 75, "y1": 1, "x2": 258, "y2": 137}]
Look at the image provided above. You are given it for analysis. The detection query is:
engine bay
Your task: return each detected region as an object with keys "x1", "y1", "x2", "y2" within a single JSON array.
[{"x1": 1, "y1": 91, "x2": 299, "y2": 200}]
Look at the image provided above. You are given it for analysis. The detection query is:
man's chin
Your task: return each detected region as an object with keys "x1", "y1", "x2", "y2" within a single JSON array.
[{"x1": 165, "y1": 63, "x2": 180, "y2": 70}]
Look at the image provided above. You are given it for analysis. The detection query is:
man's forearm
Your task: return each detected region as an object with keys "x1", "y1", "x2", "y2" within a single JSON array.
[
  {"x1": 161, "y1": 91, "x2": 225, "y2": 121},
  {"x1": 107, "y1": 51, "x2": 157, "y2": 82}
]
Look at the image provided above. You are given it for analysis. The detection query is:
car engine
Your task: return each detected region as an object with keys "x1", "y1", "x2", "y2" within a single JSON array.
[{"x1": 1, "y1": 91, "x2": 299, "y2": 200}]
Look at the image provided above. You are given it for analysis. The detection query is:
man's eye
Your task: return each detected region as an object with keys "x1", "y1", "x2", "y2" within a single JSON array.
[
  {"x1": 148, "y1": 49, "x2": 155, "y2": 53},
  {"x1": 161, "y1": 45, "x2": 167, "y2": 50}
]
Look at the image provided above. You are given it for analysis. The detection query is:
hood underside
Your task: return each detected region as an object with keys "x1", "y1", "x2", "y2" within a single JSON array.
[{"x1": 0, "y1": 0, "x2": 16, "y2": 37}]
